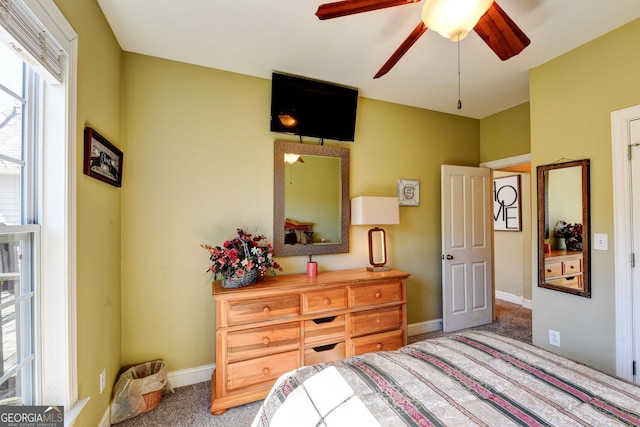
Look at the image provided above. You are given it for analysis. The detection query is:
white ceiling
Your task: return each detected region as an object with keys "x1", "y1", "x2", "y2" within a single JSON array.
[{"x1": 97, "y1": 0, "x2": 640, "y2": 119}]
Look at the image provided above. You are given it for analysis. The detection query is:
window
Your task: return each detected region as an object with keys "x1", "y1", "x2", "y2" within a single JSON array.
[
  {"x1": 0, "y1": 40, "x2": 39, "y2": 405},
  {"x1": 0, "y1": 0, "x2": 81, "y2": 418}
]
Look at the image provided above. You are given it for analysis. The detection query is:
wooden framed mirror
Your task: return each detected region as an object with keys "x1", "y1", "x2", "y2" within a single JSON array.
[
  {"x1": 537, "y1": 159, "x2": 591, "y2": 297},
  {"x1": 273, "y1": 141, "x2": 350, "y2": 256}
]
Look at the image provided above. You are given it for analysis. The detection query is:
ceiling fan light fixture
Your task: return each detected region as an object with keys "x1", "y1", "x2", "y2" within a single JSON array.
[{"x1": 421, "y1": 0, "x2": 493, "y2": 41}]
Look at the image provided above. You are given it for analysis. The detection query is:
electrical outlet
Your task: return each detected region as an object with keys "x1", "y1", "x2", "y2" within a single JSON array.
[
  {"x1": 593, "y1": 233, "x2": 608, "y2": 251},
  {"x1": 100, "y1": 368, "x2": 106, "y2": 394},
  {"x1": 549, "y1": 329, "x2": 561, "y2": 347}
]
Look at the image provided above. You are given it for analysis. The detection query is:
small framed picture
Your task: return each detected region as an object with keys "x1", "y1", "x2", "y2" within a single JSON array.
[
  {"x1": 397, "y1": 179, "x2": 420, "y2": 206},
  {"x1": 493, "y1": 175, "x2": 521, "y2": 231},
  {"x1": 83, "y1": 127, "x2": 123, "y2": 187}
]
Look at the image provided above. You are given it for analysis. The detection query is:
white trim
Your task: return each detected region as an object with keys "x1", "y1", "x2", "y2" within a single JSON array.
[
  {"x1": 408, "y1": 319, "x2": 442, "y2": 336},
  {"x1": 167, "y1": 364, "x2": 215, "y2": 389},
  {"x1": 97, "y1": 403, "x2": 110, "y2": 427},
  {"x1": 480, "y1": 153, "x2": 531, "y2": 169},
  {"x1": 611, "y1": 104, "x2": 640, "y2": 381},
  {"x1": 495, "y1": 290, "x2": 523, "y2": 305},
  {"x1": 65, "y1": 397, "x2": 89, "y2": 427},
  {"x1": 495, "y1": 290, "x2": 532, "y2": 309}
]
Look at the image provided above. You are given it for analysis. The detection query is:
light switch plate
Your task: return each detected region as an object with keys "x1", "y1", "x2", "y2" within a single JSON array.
[{"x1": 594, "y1": 233, "x2": 608, "y2": 250}]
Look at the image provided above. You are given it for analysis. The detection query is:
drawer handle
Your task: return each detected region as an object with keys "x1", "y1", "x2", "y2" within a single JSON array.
[
  {"x1": 262, "y1": 337, "x2": 270, "y2": 345},
  {"x1": 312, "y1": 316, "x2": 337, "y2": 325},
  {"x1": 312, "y1": 343, "x2": 338, "y2": 352},
  {"x1": 568, "y1": 265, "x2": 575, "y2": 270},
  {"x1": 375, "y1": 292, "x2": 382, "y2": 299},
  {"x1": 323, "y1": 298, "x2": 331, "y2": 305},
  {"x1": 547, "y1": 269, "x2": 552, "y2": 273},
  {"x1": 376, "y1": 343, "x2": 382, "y2": 350},
  {"x1": 263, "y1": 306, "x2": 271, "y2": 313},
  {"x1": 263, "y1": 368, "x2": 270, "y2": 375}
]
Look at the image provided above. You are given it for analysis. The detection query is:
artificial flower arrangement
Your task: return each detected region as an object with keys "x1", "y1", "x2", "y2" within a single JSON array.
[
  {"x1": 202, "y1": 229, "x2": 282, "y2": 287},
  {"x1": 553, "y1": 220, "x2": 583, "y2": 252}
]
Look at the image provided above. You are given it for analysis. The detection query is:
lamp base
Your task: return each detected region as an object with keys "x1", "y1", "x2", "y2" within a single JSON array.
[{"x1": 367, "y1": 266, "x2": 391, "y2": 272}]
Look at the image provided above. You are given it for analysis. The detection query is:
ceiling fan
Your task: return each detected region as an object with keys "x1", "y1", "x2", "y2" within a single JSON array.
[{"x1": 315, "y1": 0, "x2": 530, "y2": 79}]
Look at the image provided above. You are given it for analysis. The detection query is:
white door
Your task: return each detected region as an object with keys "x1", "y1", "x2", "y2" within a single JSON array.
[
  {"x1": 629, "y1": 118, "x2": 640, "y2": 383},
  {"x1": 441, "y1": 165, "x2": 493, "y2": 332}
]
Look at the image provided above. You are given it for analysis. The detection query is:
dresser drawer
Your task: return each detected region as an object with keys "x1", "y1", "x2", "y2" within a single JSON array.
[
  {"x1": 304, "y1": 315, "x2": 346, "y2": 345},
  {"x1": 547, "y1": 275, "x2": 582, "y2": 290},
  {"x1": 227, "y1": 350, "x2": 300, "y2": 393},
  {"x1": 227, "y1": 322, "x2": 300, "y2": 363},
  {"x1": 544, "y1": 262, "x2": 562, "y2": 278},
  {"x1": 304, "y1": 342, "x2": 346, "y2": 365},
  {"x1": 350, "y1": 307, "x2": 402, "y2": 337},
  {"x1": 351, "y1": 329, "x2": 404, "y2": 355},
  {"x1": 227, "y1": 294, "x2": 300, "y2": 326},
  {"x1": 302, "y1": 288, "x2": 347, "y2": 314},
  {"x1": 563, "y1": 259, "x2": 582, "y2": 274},
  {"x1": 350, "y1": 281, "x2": 402, "y2": 308}
]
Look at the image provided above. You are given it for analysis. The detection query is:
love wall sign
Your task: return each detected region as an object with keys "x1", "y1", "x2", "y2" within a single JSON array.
[{"x1": 493, "y1": 175, "x2": 521, "y2": 231}]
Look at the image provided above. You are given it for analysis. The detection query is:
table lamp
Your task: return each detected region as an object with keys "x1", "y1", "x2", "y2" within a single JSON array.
[{"x1": 351, "y1": 196, "x2": 400, "y2": 271}]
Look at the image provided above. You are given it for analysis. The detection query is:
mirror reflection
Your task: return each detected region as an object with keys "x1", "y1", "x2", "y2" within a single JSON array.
[
  {"x1": 274, "y1": 141, "x2": 350, "y2": 257},
  {"x1": 284, "y1": 154, "x2": 340, "y2": 244},
  {"x1": 537, "y1": 159, "x2": 591, "y2": 297}
]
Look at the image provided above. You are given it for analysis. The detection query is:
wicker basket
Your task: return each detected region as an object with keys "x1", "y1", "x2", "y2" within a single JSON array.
[
  {"x1": 221, "y1": 269, "x2": 258, "y2": 288},
  {"x1": 141, "y1": 389, "x2": 162, "y2": 413}
]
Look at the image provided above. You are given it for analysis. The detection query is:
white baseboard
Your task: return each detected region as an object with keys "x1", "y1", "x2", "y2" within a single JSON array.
[
  {"x1": 97, "y1": 406, "x2": 110, "y2": 427},
  {"x1": 408, "y1": 318, "x2": 442, "y2": 337},
  {"x1": 496, "y1": 290, "x2": 532, "y2": 309},
  {"x1": 167, "y1": 364, "x2": 215, "y2": 389}
]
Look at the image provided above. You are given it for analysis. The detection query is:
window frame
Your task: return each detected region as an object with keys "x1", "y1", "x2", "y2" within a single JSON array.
[{"x1": 1, "y1": 0, "x2": 81, "y2": 419}]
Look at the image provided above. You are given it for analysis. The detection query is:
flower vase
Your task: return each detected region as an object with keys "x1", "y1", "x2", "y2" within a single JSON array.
[{"x1": 555, "y1": 237, "x2": 566, "y2": 251}]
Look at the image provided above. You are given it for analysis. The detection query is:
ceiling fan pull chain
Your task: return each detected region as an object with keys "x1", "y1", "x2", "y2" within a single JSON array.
[{"x1": 457, "y1": 32, "x2": 462, "y2": 110}]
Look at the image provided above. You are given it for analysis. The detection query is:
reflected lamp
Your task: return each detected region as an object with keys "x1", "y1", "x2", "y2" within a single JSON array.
[{"x1": 351, "y1": 196, "x2": 400, "y2": 272}]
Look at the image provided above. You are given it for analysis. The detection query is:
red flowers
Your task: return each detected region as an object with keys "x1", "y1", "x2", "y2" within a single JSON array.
[{"x1": 202, "y1": 229, "x2": 282, "y2": 280}]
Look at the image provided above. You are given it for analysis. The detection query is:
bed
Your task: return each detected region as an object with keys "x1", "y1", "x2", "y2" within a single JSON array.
[{"x1": 252, "y1": 331, "x2": 640, "y2": 426}]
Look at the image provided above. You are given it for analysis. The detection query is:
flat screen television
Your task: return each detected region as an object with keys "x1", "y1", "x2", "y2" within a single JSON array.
[{"x1": 270, "y1": 72, "x2": 358, "y2": 142}]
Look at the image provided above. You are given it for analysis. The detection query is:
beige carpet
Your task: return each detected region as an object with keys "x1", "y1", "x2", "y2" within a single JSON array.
[{"x1": 111, "y1": 300, "x2": 531, "y2": 426}]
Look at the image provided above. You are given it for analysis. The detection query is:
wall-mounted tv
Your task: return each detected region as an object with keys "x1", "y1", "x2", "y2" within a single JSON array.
[{"x1": 270, "y1": 72, "x2": 358, "y2": 142}]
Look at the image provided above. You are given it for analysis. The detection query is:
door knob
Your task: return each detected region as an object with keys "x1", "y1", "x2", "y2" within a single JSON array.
[{"x1": 441, "y1": 254, "x2": 454, "y2": 260}]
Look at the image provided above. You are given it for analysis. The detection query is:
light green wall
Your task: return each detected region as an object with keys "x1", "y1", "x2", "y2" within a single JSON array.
[
  {"x1": 531, "y1": 18, "x2": 640, "y2": 373},
  {"x1": 120, "y1": 52, "x2": 480, "y2": 370},
  {"x1": 480, "y1": 102, "x2": 530, "y2": 162},
  {"x1": 53, "y1": 0, "x2": 123, "y2": 426}
]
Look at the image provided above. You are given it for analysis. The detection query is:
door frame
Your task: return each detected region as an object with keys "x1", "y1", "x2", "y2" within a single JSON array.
[{"x1": 611, "y1": 104, "x2": 640, "y2": 381}]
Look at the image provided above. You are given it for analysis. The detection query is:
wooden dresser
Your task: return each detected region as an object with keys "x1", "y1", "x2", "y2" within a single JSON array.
[
  {"x1": 543, "y1": 250, "x2": 583, "y2": 290},
  {"x1": 210, "y1": 268, "x2": 410, "y2": 414}
]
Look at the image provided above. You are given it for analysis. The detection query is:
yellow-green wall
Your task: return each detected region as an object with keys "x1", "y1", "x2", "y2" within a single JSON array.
[
  {"x1": 53, "y1": 0, "x2": 123, "y2": 426},
  {"x1": 480, "y1": 102, "x2": 531, "y2": 162},
  {"x1": 119, "y1": 52, "x2": 480, "y2": 370},
  {"x1": 531, "y1": 18, "x2": 640, "y2": 373}
]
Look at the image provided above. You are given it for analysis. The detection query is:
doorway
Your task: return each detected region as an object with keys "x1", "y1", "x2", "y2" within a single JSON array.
[{"x1": 480, "y1": 155, "x2": 532, "y2": 309}]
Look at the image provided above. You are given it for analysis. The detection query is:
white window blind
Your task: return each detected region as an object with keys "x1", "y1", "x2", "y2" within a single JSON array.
[{"x1": 0, "y1": 0, "x2": 63, "y2": 83}]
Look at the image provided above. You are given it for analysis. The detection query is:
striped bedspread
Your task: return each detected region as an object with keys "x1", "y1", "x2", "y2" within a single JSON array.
[{"x1": 251, "y1": 331, "x2": 640, "y2": 426}]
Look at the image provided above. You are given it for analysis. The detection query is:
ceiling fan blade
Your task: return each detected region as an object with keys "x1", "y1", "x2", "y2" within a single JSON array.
[
  {"x1": 316, "y1": 0, "x2": 419, "y2": 20},
  {"x1": 473, "y1": 2, "x2": 530, "y2": 61},
  {"x1": 374, "y1": 21, "x2": 427, "y2": 79}
]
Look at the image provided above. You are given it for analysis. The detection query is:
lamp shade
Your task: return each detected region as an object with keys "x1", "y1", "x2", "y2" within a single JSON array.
[
  {"x1": 351, "y1": 197, "x2": 400, "y2": 225},
  {"x1": 421, "y1": 0, "x2": 493, "y2": 41}
]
